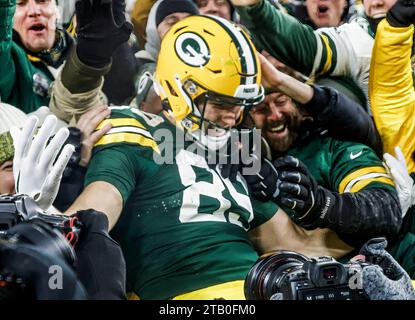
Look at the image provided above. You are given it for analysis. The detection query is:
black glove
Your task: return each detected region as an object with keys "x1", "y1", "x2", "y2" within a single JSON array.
[
  {"x1": 359, "y1": 238, "x2": 415, "y2": 300},
  {"x1": 244, "y1": 155, "x2": 332, "y2": 229},
  {"x1": 75, "y1": 0, "x2": 133, "y2": 68},
  {"x1": 274, "y1": 156, "x2": 331, "y2": 229},
  {"x1": 387, "y1": 0, "x2": 415, "y2": 27},
  {"x1": 219, "y1": 129, "x2": 256, "y2": 182},
  {"x1": 62, "y1": 127, "x2": 83, "y2": 179},
  {"x1": 72, "y1": 209, "x2": 126, "y2": 300},
  {"x1": 246, "y1": 155, "x2": 403, "y2": 238},
  {"x1": 242, "y1": 155, "x2": 281, "y2": 201},
  {"x1": 271, "y1": 156, "x2": 334, "y2": 229}
]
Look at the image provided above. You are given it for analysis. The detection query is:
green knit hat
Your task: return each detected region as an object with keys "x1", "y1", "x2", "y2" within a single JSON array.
[{"x1": 0, "y1": 131, "x2": 14, "y2": 165}]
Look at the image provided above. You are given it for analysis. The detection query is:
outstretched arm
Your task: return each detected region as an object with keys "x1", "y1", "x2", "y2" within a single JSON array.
[
  {"x1": 369, "y1": 3, "x2": 415, "y2": 172},
  {"x1": 49, "y1": 0, "x2": 133, "y2": 123},
  {"x1": 232, "y1": 0, "x2": 318, "y2": 76},
  {"x1": 260, "y1": 53, "x2": 382, "y2": 154},
  {"x1": 65, "y1": 181, "x2": 123, "y2": 230},
  {"x1": 244, "y1": 155, "x2": 402, "y2": 247}
]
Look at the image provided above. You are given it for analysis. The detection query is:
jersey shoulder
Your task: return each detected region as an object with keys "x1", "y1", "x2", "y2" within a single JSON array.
[{"x1": 94, "y1": 106, "x2": 164, "y2": 154}]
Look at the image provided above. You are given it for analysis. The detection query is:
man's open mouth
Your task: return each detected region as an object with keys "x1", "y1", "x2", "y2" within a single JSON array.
[
  {"x1": 268, "y1": 123, "x2": 286, "y2": 133},
  {"x1": 371, "y1": 12, "x2": 387, "y2": 19},
  {"x1": 317, "y1": 5, "x2": 329, "y2": 14},
  {"x1": 29, "y1": 23, "x2": 46, "y2": 32}
]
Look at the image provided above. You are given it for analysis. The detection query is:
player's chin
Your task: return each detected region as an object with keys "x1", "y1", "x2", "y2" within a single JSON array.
[{"x1": 206, "y1": 126, "x2": 228, "y2": 137}]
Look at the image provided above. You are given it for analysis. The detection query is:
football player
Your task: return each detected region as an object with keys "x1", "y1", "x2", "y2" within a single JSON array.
[{"x1": 62, "y1": 15, "x2": 269, "y2": 300}]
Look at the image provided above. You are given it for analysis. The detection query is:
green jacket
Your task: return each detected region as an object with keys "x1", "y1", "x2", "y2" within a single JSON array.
[{"x1": 0, "y1": 0, "x2": 51, "y2": 113}]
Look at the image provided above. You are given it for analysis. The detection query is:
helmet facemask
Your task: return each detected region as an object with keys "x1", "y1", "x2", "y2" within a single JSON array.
[
  {"x1": 174, "y1": 77, "x2": 264, "y2": 152},
  {"x1": 154, "y1": 15, "x2": 264, "y2": 152}
]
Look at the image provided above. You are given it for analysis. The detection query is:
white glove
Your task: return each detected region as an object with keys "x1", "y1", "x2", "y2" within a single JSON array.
[
  {"x1": 383, "y1": 146, "x2": 415, "y2": 217},
  {"x1": 10, "y1": 115, "x2": 75, "y2": 211}
]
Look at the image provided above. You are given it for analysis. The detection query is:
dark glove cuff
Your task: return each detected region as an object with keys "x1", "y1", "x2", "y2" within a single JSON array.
[
  {"x1": 301, "y1": 85, "x2": 331, "y2": 116},
  {"x1": 386, "y1": 11, "x2": 411, "y2": 28},
  {"x1": 296, "y1": 186, "x2": 333, "y2": 230},
  {"x1": 62, "y1": 46, "x2": 112, "y2": 94},
  {"x1": 74, "y1": 209, "x2": 110, "y2": 235},
  {"x1": 76, "y1": 41, "x2": 112, "y2": 69}
]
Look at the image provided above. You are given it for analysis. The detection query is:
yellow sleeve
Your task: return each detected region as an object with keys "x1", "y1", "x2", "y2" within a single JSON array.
[
  {"x1": 130, "y1": 0, "x2": 157, "y2": 49},
  {"x1": 369, "y1": 19, "x2": 415, "y2": 173}
]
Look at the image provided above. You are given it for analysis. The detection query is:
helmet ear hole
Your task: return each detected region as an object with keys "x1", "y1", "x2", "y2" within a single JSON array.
[{"x1": 165, "y1": 81, "x2": 178, "y2": 97}]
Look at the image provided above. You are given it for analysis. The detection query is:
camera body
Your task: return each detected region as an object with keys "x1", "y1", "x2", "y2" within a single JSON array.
[
  {"x1": 245, "y1": 250, "x2": 370, "y2": 300},
  {"x1": 0, "y1": 194, "x2": 81, "y2": 244},
  {"x1": 0, "y1": 194, "x2": 82, "y2": 298}
]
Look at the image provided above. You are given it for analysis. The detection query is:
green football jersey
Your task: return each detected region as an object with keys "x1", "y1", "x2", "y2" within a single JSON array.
[
  {"x1": 286, "y1": 135, "x2": 395, "y2": 194},
  {"x1": 85, "y1": 107, "x2": 276, "y2": 299}
]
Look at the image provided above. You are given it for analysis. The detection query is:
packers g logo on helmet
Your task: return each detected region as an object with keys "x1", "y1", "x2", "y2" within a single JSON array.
[
  {"x1": 175, "y1": 32, "x2": 210, "y2": 67},
  {"x1": 154, "y1": 15, "x2": 264, "y2": 150}
]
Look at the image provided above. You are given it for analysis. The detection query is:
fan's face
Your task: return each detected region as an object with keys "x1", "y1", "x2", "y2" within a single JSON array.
[
  {"x1": 0, "y1": 160, "x2": 15, "y2": 194},
  {"x1": 250, "y1": 93, "x2": 302, "y2": 153},
  {"x1": 363, "y1": 0, "x2": 397, "y2": 19},
  {"x1": 195, "y1": 0, "x2": 232, "y2": 21},
  {"x1": 13, "y1": 0, "x2": 58, "y2": 52},
  {"x1": 305, "y1": 0, "x2": 347, "y2": 28},
  {"x1": 157, "y1": 12, "x2": 192, "y2": 39}
]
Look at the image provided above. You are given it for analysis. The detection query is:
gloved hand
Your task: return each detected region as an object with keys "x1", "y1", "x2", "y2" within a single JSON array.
[
  {"x1": 386, "y1": 0, "x2": 415, "y2": 27},
  {"x1": 10, "y1": 115, "x2": 75, "y2": 211},
  {"x1": 359, "y1": 238, "x2": 415, "y2": 300},
  {"x1": 71, "y1": 209, "x2": 126, "y2": 300},
  {"x1": 73, "y1": 209, "x2": 110, "y2": 236},
  {"x1": 220, "y1": 129, "x2": 260, "y2": 182},
  {"x1": 75, "y1": 0, "x2": 133, "y2": 67},
  {"x1": 383, "y1": 146, "x2": 415, "y2": 217},
  {"x1": 271, "y1": 156, "x2": 333, "y2": 229},
  {"x1": 242, "y1": 155, "x2": 281, "y2": 201},
  {"x1": 244, "y1": 155, "x2": 332, "y2": 229}
]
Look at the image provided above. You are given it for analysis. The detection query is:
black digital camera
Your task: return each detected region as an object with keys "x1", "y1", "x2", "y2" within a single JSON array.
[
  {"x1": 0, "y1": 194, "x2": 82, "y2": 299},
  {"x1": 0, "y1": 194, "x2": 81, "y2": 243},
  {"x1": 245, "y1": 250, "x2": 370, "y2": 300}
]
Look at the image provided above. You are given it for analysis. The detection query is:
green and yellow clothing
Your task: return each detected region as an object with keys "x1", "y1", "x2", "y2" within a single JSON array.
[
  {"x1": 85, "y1": 107, "x2": 276, "y2": 299},
  {"x1": 265, "y1": 133, "x2": 414, "y2": 278}
]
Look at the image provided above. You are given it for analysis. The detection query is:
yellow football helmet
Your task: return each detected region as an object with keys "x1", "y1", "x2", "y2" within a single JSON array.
[{"x1": 154, "y1": 15, "x2": 264, "y2": 150}]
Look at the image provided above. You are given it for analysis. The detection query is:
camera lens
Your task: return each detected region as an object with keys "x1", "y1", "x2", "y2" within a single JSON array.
[{"x1": 244, "y1": 251, "x2": 309, "y2": 300}]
